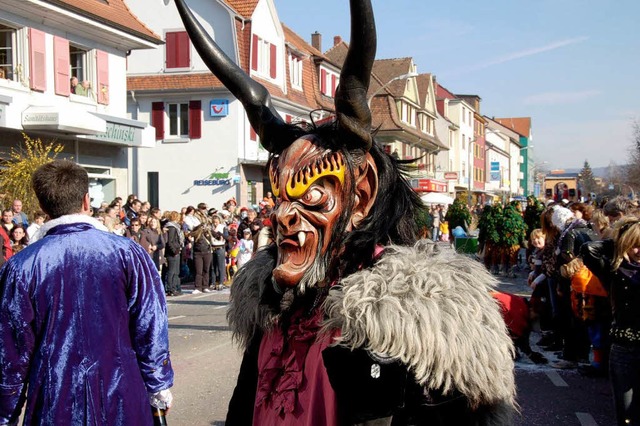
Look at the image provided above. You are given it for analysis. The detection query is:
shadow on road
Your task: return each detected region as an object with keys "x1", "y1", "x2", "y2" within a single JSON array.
[{"x1": 169, "y1": 324, "x2": 230, "y2": 332}]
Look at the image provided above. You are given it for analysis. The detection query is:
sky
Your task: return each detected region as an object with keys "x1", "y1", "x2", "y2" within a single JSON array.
[{"x1": 276, "y1": 0, "x2": 640, "y2": 170}]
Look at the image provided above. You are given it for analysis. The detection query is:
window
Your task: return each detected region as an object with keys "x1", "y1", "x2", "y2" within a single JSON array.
[
  {"x1": 462, "y1": 161, "x2": 466, "y2": 177},
  {"x1": 462, "y1": 107, "x2": 466, "y2": 123},
  {"x1": 70, "y1": 45, "x2": 87, "y2": 81},
  {"x1": 169, "y1": 103, "x2": 189, "y2": 137},
  {"x1": 289, "y1": 54, "x2": 302, "y2": 89},
  {"x1": 152, "y1": 101, "x2": 202, "y2": 141},
  {"x1": 165, "y1": 31, "x2": 190, "y2": 69},
  {"x1": 400, "y1": 102, "x2": 416, "y2": 126},
  {"x1": 449, "y1": 129, "x2": 454, "y2": 147},
  {"x1": 319, "y1": 67, "x2": 338, "y2": 97},
  {"x1": 468, "y1": 111, "x2": 472, "y2": 126},
  {"x1": 0, "y1": 25, "x2": 15, "y2": 80},
  {"x1": 252, "y1": 35, "x2": 276, "y2": 79}
]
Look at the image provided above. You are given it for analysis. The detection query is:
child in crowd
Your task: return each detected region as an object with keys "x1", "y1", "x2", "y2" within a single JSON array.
[
  {"x1": 439, "y1": 220, "x2": 449, "y2": 242},
  {"x1": 528, "y1": 229, "x2": 546, "y2": 288},
  {"x1": 237, "y1": 228, "x2": 254, "y2": 269},
  {"x1": 561, "y1": 256, "x2": 610, "y2": 376},
  {"x1": 527, "y1": 228, "x2": 555, "y2": 346}
]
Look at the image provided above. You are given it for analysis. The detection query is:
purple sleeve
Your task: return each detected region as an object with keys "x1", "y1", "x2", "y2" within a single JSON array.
[
  {"x1": 126, "y1": 243, "x2": 174, "y2": 393},
  {"x1": 0, "y1": 263, "x2": 34, "y2": 423}
]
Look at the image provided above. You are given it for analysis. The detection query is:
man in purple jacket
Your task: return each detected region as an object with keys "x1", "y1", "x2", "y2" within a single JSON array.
[{"x1": 0, "y1": 160, "x2": 174, "y2": 425}]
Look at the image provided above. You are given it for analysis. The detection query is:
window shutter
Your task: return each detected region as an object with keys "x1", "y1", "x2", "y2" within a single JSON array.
[
  {"x1": 320, "y1": 69, "x2": 326, "y2": 94},
  {"x1": 269, "y1": 43, "x2": 276, "y2": 78},
  {"x1": 285, "y1": 114, "x2": 292, "y2": 123},
  {"x1": 188, "y1": 100, "x2": 201, "y2": 139},
  {"x1": 96, "y1": 50, "x2": 109, "y2": 104},
  {"x1": 251, "y1": 35, "x2": 258, "y2": 71},
  {"x1": 166, "y1": 32, "x2": 177, "y2": 68},
  {"x1": 331, "y1": 74, "x2": 337, "y2": 97},
  {"x1": 29, "y1": 28, "x2": 46, "y2": 92},
  {"x1": 53, "y1": 36, "x2": 70, "y2": 96},
  {"x1": 250, "y1": 126, "x2": 257, "y2": 141},
  {"x1": 177, "y1": 31, "x2": 190, "y2": 68},
  {"x1": 152, "y1": 102, "x2": 164, "y2": 140}
]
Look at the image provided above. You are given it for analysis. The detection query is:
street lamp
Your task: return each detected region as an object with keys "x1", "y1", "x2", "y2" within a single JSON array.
[{"x1": 367, "y1": 72, "x2": 419, "y2": 107}]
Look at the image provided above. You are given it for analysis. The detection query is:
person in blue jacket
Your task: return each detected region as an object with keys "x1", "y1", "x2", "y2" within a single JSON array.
[{"x1": 0, "y1": 160, "x2": 174, "y2": 425}]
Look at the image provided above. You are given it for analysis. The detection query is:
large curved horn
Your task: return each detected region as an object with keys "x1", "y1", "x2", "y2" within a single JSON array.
[
  {"x1": 334, "y1": 0, "x2": 377, "y2": 151},
  {"x1": 174, "y1": 0, "x2": 299, "y2": 153}
]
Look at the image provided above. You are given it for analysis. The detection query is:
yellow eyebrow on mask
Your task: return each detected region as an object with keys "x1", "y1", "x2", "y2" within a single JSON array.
[{"x1": 285, "y1": 153, "x2": 345, "y2": 199}]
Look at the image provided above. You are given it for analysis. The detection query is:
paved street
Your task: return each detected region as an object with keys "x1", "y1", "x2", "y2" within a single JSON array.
[{"x1": 165, "y1": 244, "x2": 616, "y2": 425}]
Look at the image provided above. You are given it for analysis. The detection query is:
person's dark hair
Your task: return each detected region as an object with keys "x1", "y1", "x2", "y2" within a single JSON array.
[
  {"x1": 150, "y1": 207, "x2": 161, "y2": 217},
  {"x1": 32, "y1": 160, "x2": 88, "y2": 219},
  {"x1": 185, "y1": 206, "x2": 196, "y2": 215},
  {"x1": 33, "y1": 211, "x2": 46, "y2": 221},
  {"x1": 197, "y1": 202, "x2": 207, "y2": 210},
  {"x1": 569, "y1": 202, "x2": 593, "y2": 221},
  {"x1": 10, "y1": 223, "x2": 28, "y2": 245},
  {"x1": 603, "y1": 196, "x2": 631, "y2": 218}
]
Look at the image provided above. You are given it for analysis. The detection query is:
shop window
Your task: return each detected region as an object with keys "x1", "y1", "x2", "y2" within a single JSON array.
[{"x1": 0, "y1": 24, "x2": 15, "y2": 81}]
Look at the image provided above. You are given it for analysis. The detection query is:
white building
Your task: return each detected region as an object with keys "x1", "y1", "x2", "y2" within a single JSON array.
[
  {"x1": 0, "y1": 0, "x2": 161, "y2": 208},
  {"x1": 485, "y1": 116, "x2": 523, "y2": 198},
  {"x1": 126, "y1": 0, "x2": 329, "y2": 210}
]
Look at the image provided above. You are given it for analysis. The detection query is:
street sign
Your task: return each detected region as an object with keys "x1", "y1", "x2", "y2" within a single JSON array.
[{"x1": 444, "y1": 172, "x2": 458, "y2": 180}]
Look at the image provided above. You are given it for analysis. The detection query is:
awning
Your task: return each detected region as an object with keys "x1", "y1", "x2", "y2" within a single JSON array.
[
  {"x1": 421, "y1": 192, "x2": 454, "y2": 205},
  {"x1": 22, "y1": 106, "x2": 106, "y2": 134}
]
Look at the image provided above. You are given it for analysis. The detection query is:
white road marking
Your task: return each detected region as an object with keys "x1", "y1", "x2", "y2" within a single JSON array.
[
  {"x1": 168, "y1": 315, "x2": 186, "y2": 321},
  {"x1": 214, "y1": 305, "x2": 228, "y2": 310},
  {"x1": 576, "y1": 412, "x2": 599, "y2": 426},
  {"x1": 545, "y1": 370, "x2": 569, "y2": 387}
]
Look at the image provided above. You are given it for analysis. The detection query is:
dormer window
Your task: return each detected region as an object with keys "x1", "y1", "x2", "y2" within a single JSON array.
[
  {"x1": 289, "y1": 53, "x2": 302, "y2": 90},
  {"x1": 400, "y1": 101, "x2": 416, "y2": 127},
  {"x1": 251, "y1": 35, "x2": 277, "y2": 80},
  {"x1": 319, "y1": 66, "x2": 338, "y2": 97}
]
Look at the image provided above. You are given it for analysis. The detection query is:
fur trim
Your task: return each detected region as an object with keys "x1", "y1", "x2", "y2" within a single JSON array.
[
  {"x1": 30, "y1": 214, "x2": 108, "y2": 243},
  {"x1": 323, "y1": 240, "x2": 516, "y2": 409},
  {"x1": 227, "y1": 245, "x2": 279, "y2": 349}
]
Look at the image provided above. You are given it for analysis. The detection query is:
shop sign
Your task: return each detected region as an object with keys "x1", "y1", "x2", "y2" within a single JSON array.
[
  {"x1": 490, "y1": 161, "x2": 500, "y2": 182},
  {"x1": 22, "y1": 112, "x2": 58, "y2": 125},
  {"x1": 210, "y1": 99, "x2": 229, "y2": 117},
  {"x1": 194, "y1": 172, "x2": 232, "y2": 186},
  {"x1": 93, "y1": 122, "x2": 139, "y2": 145},
  {"x1": 412, "y1": 178, "x2": 448, "y2": 193},
  {"x1": 444, "y1": 172, "x2": 458, "y2": 180}
]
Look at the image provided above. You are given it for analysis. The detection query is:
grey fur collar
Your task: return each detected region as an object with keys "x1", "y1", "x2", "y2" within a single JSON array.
[
  {"x1": 323, "y1": 240, "x2": 516, "y2": 409},
  {"x1": 228, "y1": 240, "x2": 516, "y2": 409}
]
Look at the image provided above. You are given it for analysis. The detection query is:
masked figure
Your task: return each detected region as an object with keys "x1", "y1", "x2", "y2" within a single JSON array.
[{"x1": 175, "y1": 0, "x2": 516, "y2": 424}]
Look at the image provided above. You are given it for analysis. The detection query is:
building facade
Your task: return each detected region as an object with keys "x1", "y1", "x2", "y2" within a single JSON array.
[{"x1": 0, "y1": 0, "x2": 161, "y2": 209}]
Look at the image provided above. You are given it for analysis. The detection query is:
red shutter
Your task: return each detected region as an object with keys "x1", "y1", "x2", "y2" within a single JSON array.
[
  {"x1": 269, "y1": 43, "x2": 276, "y2": 78},
  {"x1": 53, "y1": 36, "x2": 70, "y2": 96},
  {"x1": 29, "y1": 28, "x2": 46, "y2": 92},
  {"x1": 250, "y1": 126, "x2": 257, "y2": 141},
  {"x1": 152, "y1": 102, "x2": 164, "y2": 140},
  {"x1": 96, "y1": 50, "x2": 109, "y2": 104},
  {"x1": 166, "y1": 32, "x2": 177, "y2": 68},
  {"x1": 331, "y1": 74, "x2": 337, "y2": 97},
  {"x1": 251, "y1": 34, "x2": 258, "y2": 71},
  {"x1": 285, "y1": 114, "x2": 292, "y2": 123},
  {"x1": 188, "y1": 100, "x2": 201, "y2": 139},
  {"x1": 320, "y1": 69, "x2": 326, "y2": 94},
  {"x1": 177, "y1": 31, "x2": 190, "y2": 68}
]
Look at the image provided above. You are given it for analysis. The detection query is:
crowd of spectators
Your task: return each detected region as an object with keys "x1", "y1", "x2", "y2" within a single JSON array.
[
  {"x1": 0, "y1": 193, "x2": 276, "y2": 297},
  {"x1": 524, "y1": 195, "x2": 640, "y2": 425}
]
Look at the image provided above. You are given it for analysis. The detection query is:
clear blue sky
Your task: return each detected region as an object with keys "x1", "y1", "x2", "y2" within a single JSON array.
[{"x1": 276, "y1": 0, "x2": 640, "y2": 170}]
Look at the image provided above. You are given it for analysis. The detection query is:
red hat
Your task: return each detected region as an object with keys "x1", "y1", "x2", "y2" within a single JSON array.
[
  {"x1": 226, "y1": 197, "x2": 237, "y2": 206},
  {"x1": 240, "y1": 206, "x2": 248, "y2": 212}
]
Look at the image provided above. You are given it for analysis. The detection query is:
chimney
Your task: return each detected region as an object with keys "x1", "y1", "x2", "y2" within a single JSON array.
[
  {"x1": 311, "y1": 31, "x2": 322, "y2": 52},
  {"x1": 333, "y1": 35, "x2": 342, "y2": 46}
]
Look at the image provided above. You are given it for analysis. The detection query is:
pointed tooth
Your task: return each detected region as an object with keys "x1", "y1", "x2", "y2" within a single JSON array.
[{"x1": 298, "y1": 231, "x2": 306, "y2": 248}]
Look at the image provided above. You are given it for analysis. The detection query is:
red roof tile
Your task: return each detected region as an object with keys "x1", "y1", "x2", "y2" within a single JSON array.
[
  {"x1": 223, "y1": 0, "x2": 259, "y2": 19},
  {"x1": 49, "y1": 0, "x2": 161, "y2": 43},
  {"x1": 494, "y1": 117, "x2": 532, "y2": 138}
]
